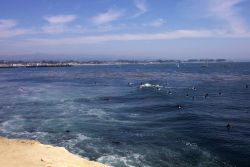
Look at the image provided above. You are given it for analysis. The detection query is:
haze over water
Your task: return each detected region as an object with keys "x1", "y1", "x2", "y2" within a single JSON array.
[{"x1": 0, "y1": 62, "x2": 250, "y2": 167}]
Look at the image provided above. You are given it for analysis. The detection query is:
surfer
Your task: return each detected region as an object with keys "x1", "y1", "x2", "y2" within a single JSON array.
[
  {"x1": 128, "y1": 82, "x2": 133, "y2": 86},
  {"x1": 226, "y1": 123, "x2": 231, "y2": 130},
  {"x1": 177, "y1": 105, "x2": 182, "y2": 110},
  {"x1": 204, "y1": 93, "x2": 208, "y2": 99}
]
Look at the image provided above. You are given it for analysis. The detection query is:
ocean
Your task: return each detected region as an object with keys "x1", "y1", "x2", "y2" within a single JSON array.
[{"x1": 0, "y1": 62, "x2": 250, "y2": 167}]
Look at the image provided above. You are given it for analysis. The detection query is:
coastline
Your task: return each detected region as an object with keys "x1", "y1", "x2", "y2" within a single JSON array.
[
  {"x1": 0, "y1": 59, "x2": 229, "y2": 68},
  {"x1": 0, "y1": 136, "x2": 107, "y2": 167}
]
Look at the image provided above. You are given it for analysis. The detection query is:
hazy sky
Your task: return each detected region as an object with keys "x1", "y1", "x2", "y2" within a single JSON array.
[{"x1": 0, "y1": 0, "x2": 250, "y2": 60}]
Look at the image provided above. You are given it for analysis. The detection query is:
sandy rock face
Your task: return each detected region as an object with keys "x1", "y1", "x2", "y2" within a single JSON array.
[{"x1": 0, "y1": 136, "x2": 107, "y2": 167}]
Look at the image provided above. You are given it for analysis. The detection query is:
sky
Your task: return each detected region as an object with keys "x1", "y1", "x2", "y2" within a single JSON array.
[{"x1": 0, "y1": 0, "x2": 250, "y2": 60}]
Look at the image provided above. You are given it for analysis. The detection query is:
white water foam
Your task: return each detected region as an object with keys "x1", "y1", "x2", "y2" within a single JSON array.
[
  {"x1": 0, "y1": 115, "x2": 49, "y2": 140},
  {"x1": 139, "y1": 83, "x2": 163, "y2": 89},
  {"x1": 81, "y1": 108, "x2": 108, "y2": 119},
  {"x1": 0, "y1": 115, "x2": 24, "y2": 134},
  {"x1": 61, "y1": 133, "x2": 91, "y2": 153},
  {"x1": 98, "y1": 153, "x2": 147, "y2": 167}
]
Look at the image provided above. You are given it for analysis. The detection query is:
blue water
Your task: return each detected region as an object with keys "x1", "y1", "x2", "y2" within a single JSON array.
[{"x1": 0, "y1": 63, "x2": 250, "y2": 167}]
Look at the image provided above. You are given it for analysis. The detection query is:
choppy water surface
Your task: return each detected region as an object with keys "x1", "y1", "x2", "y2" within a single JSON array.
[{"x1": 0, "y1": 62, "x2": 250, "y2": 167}]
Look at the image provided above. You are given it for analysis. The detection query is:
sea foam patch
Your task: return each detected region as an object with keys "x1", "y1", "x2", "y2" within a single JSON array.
[{"x1": 98, "y1": 153, "x2": 147, "y2": 167}]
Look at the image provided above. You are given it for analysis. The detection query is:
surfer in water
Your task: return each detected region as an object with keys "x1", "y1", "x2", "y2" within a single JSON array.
[
  {"x1": 177, "y1": 105, "x2": 182, "y2": 110},
  {"x1": 226, "y1": 123, "x2": 232, "y2": 130},
  {"x1": 128, "y1": 82, "x2": 133, "y2": 86}
]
